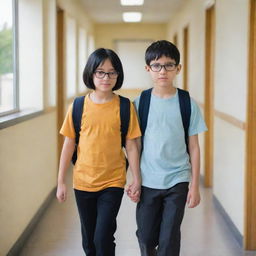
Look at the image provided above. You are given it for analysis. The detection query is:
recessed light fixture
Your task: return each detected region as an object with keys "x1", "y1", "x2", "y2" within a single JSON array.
[
  {"x1": 120, "y1": 0, "x2": 144, "y2": 6},
  {"x1": 122, "y1": 12, "x2": 142, "y2": 22}
]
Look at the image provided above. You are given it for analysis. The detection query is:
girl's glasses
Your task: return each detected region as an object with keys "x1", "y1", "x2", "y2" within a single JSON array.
[{"x1": 94, "y1": 70, "x2": 119, "y2": 79}]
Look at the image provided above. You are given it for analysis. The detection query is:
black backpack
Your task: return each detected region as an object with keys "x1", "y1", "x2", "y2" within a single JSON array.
[
  {"x1": 138, "y1": 88, "x2": 191, "y2": 153},
  {"x1": 71, "y1": 95, "x2": 130, "y2": 165}
]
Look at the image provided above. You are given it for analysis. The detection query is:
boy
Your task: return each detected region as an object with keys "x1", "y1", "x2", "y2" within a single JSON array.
[{"x1": 133, "y1": 40, "x2": 207, "y2": 256}]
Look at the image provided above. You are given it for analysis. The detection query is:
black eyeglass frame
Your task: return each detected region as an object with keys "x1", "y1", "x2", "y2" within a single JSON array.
[
  {"x1": 149, "y1": 63, "x2": 178, "y2": 72},
  {"x1": 94, "y1": 70, "x2": 119, "y2": 79}
]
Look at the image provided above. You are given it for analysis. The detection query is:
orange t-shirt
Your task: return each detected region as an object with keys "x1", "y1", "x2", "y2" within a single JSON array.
[{"x1": 60, "y1": 94, "x2": 141, "y2": 192}]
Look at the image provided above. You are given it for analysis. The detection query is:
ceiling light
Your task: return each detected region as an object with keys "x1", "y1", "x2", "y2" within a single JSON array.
[
  {"x1": 122, "y1": 12, "x2": 142, "y2": 22},
  {"x1": 121, "y1": 0, "x2": 144, "y2": 6}
]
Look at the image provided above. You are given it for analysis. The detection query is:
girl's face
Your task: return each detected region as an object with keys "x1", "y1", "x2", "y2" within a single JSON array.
[{"x1": 93, "y1": 58, "x2": 118, "y2": 93}]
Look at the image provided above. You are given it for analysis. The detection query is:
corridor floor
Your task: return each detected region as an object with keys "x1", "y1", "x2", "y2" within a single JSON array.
[{"x1": 19, "y1": 169, "x2": 256, "y2": 256}]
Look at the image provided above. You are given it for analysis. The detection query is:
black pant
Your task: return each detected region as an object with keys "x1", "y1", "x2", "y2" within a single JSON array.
[
  {"x1": 136, "y1": 183, "x2": 189, "y2": 256},
  {"x1": 74, "y1": 187, "x2": 124, "y2": 256}
]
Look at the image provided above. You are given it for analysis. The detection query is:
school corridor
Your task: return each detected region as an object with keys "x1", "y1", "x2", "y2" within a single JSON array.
[
  {"x1": 0, "y1": 0, "x2": 256, "y2": 255},
  {"x1": 17, "y1": 170, "x2": 255, "y2": 256}
]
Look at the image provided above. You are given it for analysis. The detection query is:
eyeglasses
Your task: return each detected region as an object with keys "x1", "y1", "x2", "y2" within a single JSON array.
[
  {"x1": 94, "y1": 70, "x2": 119, "y2": 79},
  {"x1": 149, "y1": 63, "x2": 177, "y2": 72}
]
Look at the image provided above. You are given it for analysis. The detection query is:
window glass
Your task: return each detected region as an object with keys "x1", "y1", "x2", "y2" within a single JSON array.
[{"x1": 0, "y1": 0, "x2": 18, "y2": 115}]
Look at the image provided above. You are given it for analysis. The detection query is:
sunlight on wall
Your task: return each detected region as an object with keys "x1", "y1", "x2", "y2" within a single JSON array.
[
  {"x1": 19, "y1": 0, "x2": 43, "y2": 110},
  {"x1": 78, "y1": 27, "x2": 87, "y2": 93},
  {"x1": 65, "y1": 15, "x2": 77, "y2": 98}
]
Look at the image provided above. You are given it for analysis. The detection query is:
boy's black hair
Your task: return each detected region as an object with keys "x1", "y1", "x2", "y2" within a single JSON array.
[
  {"x1": 145, "y1": 40, "x2": 180, "y2": 65},
  {"x1": 83, "y1": 48, "x2": 124, "y2": 90}
]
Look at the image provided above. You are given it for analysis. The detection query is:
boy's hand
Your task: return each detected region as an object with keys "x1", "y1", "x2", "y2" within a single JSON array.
[
  {"x1": 187, "y1": 186, "x2": 200, "y2": 208},
  {"x1": 56, "y1": 183, "x2": 67, "y2": 203},
  {"x1": 126, "y1": 182, "x2": 141, "y2": 203}
]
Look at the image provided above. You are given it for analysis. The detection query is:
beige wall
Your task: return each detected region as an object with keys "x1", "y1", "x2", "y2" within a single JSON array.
[
  {"x1": 167, "y1": 0, "x2": 250, "y2": 235},
  {"x1": 1, "y1": 0, "x2": 252, "y2": 254},
  {"x1": 0, "y1": 112, "x2": 57, "y2": 255},
  {"x1": 58, "y1": 0, "x2": 93, "y2": 103},
  {"x1": 19, "y1": 0, "x2": 44, "y2": 110},
  {"x1": 167, "y1": 0, "x2": 206, "y2": 101},
  {"x1": 166, "y1": 0, "x2": 206, "y2": 181},
  {"x1": 213, "y1": 0, "x2": 249, "y2": 234},
  {"x1": 94, "y1": 23, "x2": 167, "y2": 92},
  {"x1": 57, "y1": 0, "x2": 93, "y2": 31},
  {"x1": 43, "y1": 0, "x2": 57, "y2": 108},
  {"x1": 0, "y1": 0, "x2": 94, "y2": 254},
  {"x1": 94, "y1": 23, "x2": 167, "y2": 50}
]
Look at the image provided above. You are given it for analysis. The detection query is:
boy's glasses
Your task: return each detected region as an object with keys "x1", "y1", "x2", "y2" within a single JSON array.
[
  {"x1": 149, "y1": 63, "x2": 177, "y2": 72},
  {"x1": 94, "y1": 70, "x2": 119, "y2": 79}
]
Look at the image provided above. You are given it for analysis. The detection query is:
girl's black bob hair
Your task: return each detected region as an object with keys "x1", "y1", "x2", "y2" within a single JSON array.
[
  {"x1": 145, "y1": 40, "x2": 180, "y2": 66},
  {"x1": 83, "y1": 48, "x2": 124, "y2": 90}
]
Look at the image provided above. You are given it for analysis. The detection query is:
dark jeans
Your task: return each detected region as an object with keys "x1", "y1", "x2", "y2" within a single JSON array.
[
  {"x1": 74, "y1": 187, "x2": 124, "y2": 256},
  {"x1": 136, "y1": 182, "x2": 189, "y2": 256}
]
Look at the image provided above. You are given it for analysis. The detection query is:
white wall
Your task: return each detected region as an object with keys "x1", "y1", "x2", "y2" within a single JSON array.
[
  {"x1": 116, "y1": 40, "x2": 154, "y2": 89},
  {"x1": 213, "y1": 0, "x2": 249, "y2": 234},
  {"x1": 88, "y1": 34, "x2": 95, "y2": 55},
  {"x1": 78, "y1": 27, "x2": 87, "y2": 93},
  {"x1": 43, "y1": 0, "x2": 57, "y2": 107},
  {"x1": 167, "y1": 0, "x2": 206, "y2": 177},
  {"x1": 167, "y1": 0, "x2": 250, "y2": 235},
  {"x1": 19, "y1": 0, "x2": 43, "y2": 110},
  {"x1": 167, "y1": 0, "x2": 206, "y2": 102},
  {"x1": 65, "y1": 15, "x2": 77, "y2": 98},
  {"x1": 214, "y1": 117, "x2": 245, "y2": 232},
  {"x1": 58, "y1": 0, "x2": 93, "y2": 100},
  {"x1": 0, "y1": 0, "x2": 94, "y2": 254},
  {"x1": 214, "y1": 0, "x2": 248, "y2": 122}
]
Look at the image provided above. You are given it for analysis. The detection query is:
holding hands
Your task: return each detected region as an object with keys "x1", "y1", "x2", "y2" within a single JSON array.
[{"x1": 126, "y1": 181, "x2": 141, "y2": 203}]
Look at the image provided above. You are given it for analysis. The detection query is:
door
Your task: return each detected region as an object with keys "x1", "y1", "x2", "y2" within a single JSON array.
[{"x1": 204, "y1": 6, "x2": 215, "y2": 187}]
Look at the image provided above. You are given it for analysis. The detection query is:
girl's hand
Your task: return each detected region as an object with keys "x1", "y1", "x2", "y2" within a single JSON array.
[
  {"x1": 126, "y1": 182, "x2": 141, "y2": 203},
  {"x1": 187, "y1": 186, "x2": 200, "y2": 208},
  {"x1": 56, "y1": 183, "x2": 67, "y2": 203}
]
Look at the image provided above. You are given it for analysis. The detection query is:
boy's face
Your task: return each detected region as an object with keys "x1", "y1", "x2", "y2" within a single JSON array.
[{"x1": 145, "y1": 56, "x2": 181, "y2": 88}]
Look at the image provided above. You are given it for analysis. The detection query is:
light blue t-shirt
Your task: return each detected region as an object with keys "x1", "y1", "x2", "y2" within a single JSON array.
[{"x1": 134, "y1": 89, "x2": 207, "y2": 189}]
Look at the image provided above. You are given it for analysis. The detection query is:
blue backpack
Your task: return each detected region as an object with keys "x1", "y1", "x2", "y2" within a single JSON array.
[
  {"x1": 71, "y1": 95, "x2": 130, "y2": 165},
  {"x1": 138, "y1": 88, "x2": 191, "y2": 153}
]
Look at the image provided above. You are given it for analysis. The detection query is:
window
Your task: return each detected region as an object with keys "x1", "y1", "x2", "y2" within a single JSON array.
[{"x1": 0, "y1": 0, "x2": 18, "y2": 116}]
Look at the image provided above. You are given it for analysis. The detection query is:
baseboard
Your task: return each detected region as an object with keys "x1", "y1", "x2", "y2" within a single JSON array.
[
  {"x1": 213, "y1": 195, "x2": 243, "y2": 248},
  {"x1": 200, "y1": 174, "x2": 204, "y2": 185},
  {"x1": 7, "y1": 187, "x2": 56, "y2": 256}
]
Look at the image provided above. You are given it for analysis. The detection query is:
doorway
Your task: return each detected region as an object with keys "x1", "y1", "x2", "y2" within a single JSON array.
[
  {"x1": 183, "y1": 26, "x2": 188, "y2": 91},
  {"x1": 56, "y1": 8, "x2": 65, "y2": 160},
  {"x1": 204, "y1": 6, "x2": 215, "y2": 188},
  {"x1": 115, "y1": 40, "x2": 153, "y2": 90},
  {"x1": 245, "y1": 0, "x2": 256, "y2": 250}
]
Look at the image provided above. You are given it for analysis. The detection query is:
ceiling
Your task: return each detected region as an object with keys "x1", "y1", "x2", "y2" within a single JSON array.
[{"x1": 79, "y1": 0, "x2": 187, "y2": 23}]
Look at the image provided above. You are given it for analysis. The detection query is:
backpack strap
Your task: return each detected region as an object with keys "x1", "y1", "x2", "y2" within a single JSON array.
[
  {"x1": 71, "y1": 95, "x2": 130, "y2": 165},
  {"x1": 119, "y1": 95, "x2": 130, "y2": 148},
  {"x1": 177, "y1": 88, "x2": 191, "y2": 154},
  {"x1": 138, "y1": 88, "x2": 153, "y2": 137},
  {"x1": 138, "y1": 88, "x2": 191, "y2": 154},
  {"x1": 72, "y1": 96, "x2": 85, "y2": 165}
]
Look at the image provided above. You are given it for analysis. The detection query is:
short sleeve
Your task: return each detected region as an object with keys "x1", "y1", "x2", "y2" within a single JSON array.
[
  {"x1": 133, "y1": 96, "x2": 140, "y2": 112},
  {"x1": 126, "y1": 101, "x2": 141, "y2": 139},
  {"x1": 60, "y1": 104, "x2": 76, "y2": 138},
  {"x1": 188, "y1": 99, "x2": 208, "y2": 136}
]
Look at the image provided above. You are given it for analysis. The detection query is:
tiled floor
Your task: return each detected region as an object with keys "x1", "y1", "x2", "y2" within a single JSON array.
[{"x1": 19, "y1": 170, "x2": 256, "y2": 256}]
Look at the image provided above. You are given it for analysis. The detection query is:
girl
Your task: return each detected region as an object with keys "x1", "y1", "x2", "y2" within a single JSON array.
[{"x1": 56, "y1": 48, "x2": 141, "y2": 256}]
